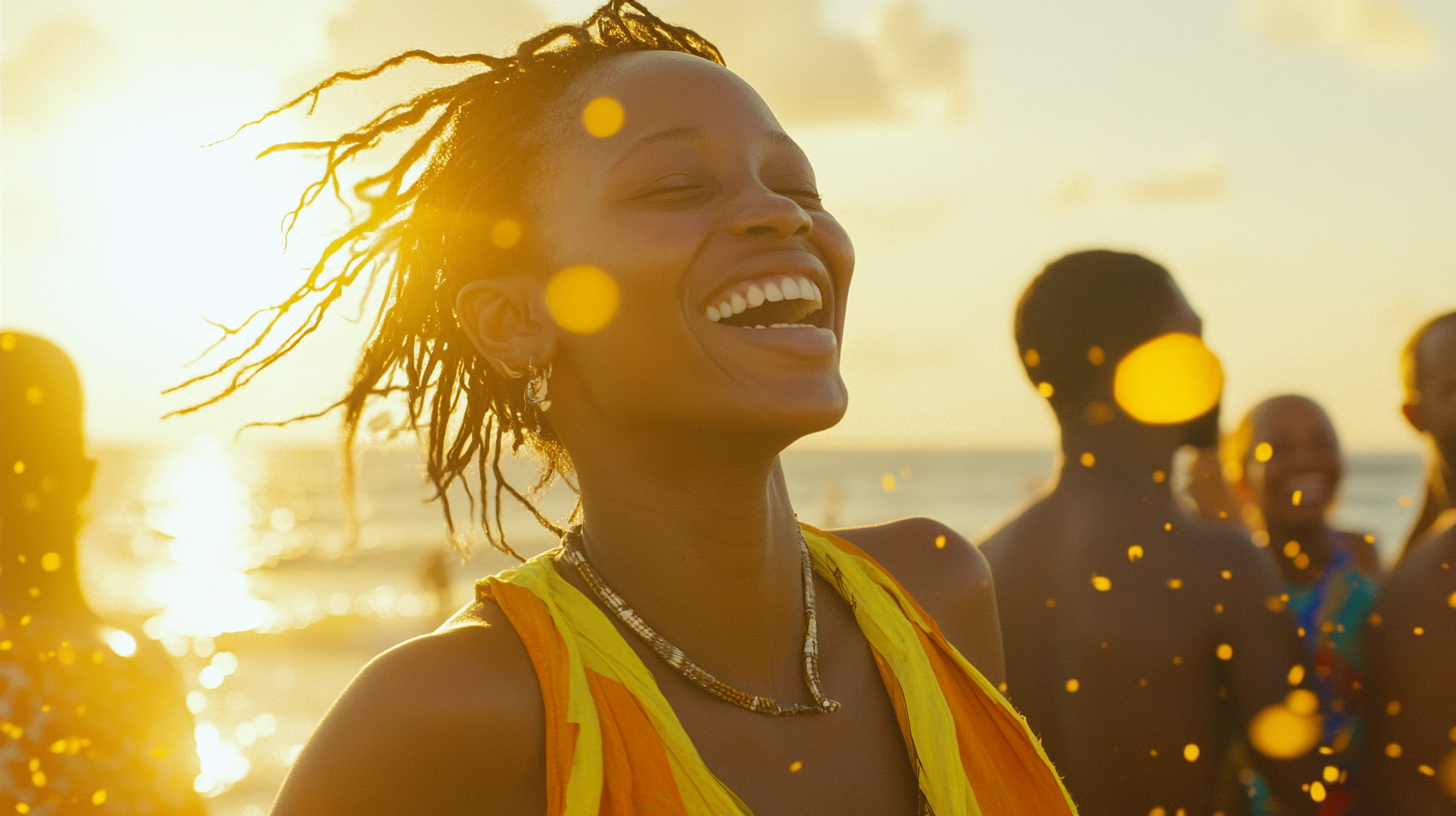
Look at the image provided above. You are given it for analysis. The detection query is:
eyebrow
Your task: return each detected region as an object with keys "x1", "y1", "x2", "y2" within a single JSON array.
[{"x1": 610, "y1": 126, "x2": 801, "y2": 171}]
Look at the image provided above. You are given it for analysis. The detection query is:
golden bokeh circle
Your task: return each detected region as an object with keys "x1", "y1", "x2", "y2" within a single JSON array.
[
  {"x1": 582, "y1": 96, "x2": 625, "y2": 138},
  {"x1": 545, "y1": 265, "x2": 621, "y2": 335},
  {"x1": 1249, "y1": 702, "x2": 1321, "y2": 759},
  {"x1": 1113, "y1": 333, "x2": 1223, "y2": 425}
]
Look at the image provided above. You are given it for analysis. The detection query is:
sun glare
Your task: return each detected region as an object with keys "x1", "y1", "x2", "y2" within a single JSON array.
[{"x1": 1113, "y1": 333, "x2": 1223, "y2": 425}]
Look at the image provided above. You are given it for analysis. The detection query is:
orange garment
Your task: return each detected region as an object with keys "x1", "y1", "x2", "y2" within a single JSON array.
[{"x1": 478, "y1": 524, "x2": 1077, "y2": 816}]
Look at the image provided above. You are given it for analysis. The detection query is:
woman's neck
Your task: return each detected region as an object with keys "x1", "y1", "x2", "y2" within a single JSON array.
[{"x1": 567, "y1": 426, "x2": 807, "y2": 695}]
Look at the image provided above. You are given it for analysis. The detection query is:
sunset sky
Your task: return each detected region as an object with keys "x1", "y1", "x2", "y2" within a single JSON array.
[{"x1": 3, "y1": 0, "x2": 1453, "y2": 451}]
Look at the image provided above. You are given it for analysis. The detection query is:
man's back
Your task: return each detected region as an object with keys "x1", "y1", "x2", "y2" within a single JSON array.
[{"x1": 983, "y1": 475, "x2": 1318, "y2": 815}]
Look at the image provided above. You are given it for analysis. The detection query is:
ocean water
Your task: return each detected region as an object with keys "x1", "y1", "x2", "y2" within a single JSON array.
[{"x1": 73, "y1": 441, "x2": 1426, "y2": 813}]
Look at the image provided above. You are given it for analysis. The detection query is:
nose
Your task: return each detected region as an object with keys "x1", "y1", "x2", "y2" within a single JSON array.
[{"x1": 728, "y1": 186, "x2": 812, "y2": 240}]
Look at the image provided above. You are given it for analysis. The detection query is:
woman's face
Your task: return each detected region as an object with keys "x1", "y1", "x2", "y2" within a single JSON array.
[
  {"x1": 1245, "y1": 397, "x2": 1343, "y2": 528},
  {"x1": 528, "y1": 51, "x2": 853, "y2": 447}
]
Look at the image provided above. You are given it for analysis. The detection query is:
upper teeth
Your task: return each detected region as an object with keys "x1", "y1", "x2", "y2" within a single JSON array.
[{"x1": 705, "y1": 275, "x2": 823, "y2": 322}]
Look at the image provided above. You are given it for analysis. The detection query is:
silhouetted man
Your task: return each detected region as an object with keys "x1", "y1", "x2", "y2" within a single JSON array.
[
  {"x1": 1362, "y1": 311, "x2": 1456, "y2": 813},
  {"x1": 981, "y1": 251, "x2": 1321, "y2": 815},
  {"x1": 1, "y1": 331, "x2": 203, "y2": 813}
]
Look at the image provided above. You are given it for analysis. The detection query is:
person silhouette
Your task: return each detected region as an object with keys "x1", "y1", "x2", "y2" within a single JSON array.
[
  {"x1": 1361, "y1": 311, "x2": 1456, "y2": 812},
  {"x1": 1224, "y1": 395, "x2": 1380, "y2": 815},
  {"x1": 1, "y1": 330, "x2": 203, "y2": 814},
  {"x1": 981, "y1": 250, "x2": 1322, "y2": 815}
]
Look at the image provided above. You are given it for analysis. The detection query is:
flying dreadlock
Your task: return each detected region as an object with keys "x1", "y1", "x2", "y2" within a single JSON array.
[{"x1": 168, "y1": 1, "x2": 725, "y2": 561}]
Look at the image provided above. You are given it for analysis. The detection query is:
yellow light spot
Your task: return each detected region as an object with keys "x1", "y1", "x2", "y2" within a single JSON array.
[
  {"x1": 1398, "y1": 494, "x2": 1413, "y2": 507},
  {"x1": 1088, "y1": 345, "x2": 1105, "y2": 365},
  {"x1": 1173, "y1": 655, "x2": 1183, "y2": 665},
  {"x1": 1387, "y1": 700, "x2": 1401, "y2": 716},
  {"x1": 1283, "y1": 540, "x2": 1301, "y2": 557},
  {"x1": 1310, "y1": 780, "x2": 1326, "y2": 802},
  {"x1": 1150, "y1": 749, "x2": 1158, "y2": 756},
  {"x1": 1184, "y1": 743, "x2": 1200, "y2": 762},
  {"x1": 103, "y1": 629, "x2": 137, "y2": 658},
  {"x1": 92, "y1": 790, "x2": 107, "y2": 805},
  {"x1": 1249, "y1": 702, "x2": 1321, "y2": 759},
  {"x1": 582, "y1": 96, "x2": 625, "y2": 138},
  {"x1": 1045, "y1": 597, "x2": 1056, "y2": 608},
  {"x1": 1293, "y1": 553, "x2": 1310, "y2": 570},
  {"x1": 0, "y1": 333, "x2": 15, "y2": 351},
  {"x1": 1150, "y1": 808, "x2": 1166, "y2": 816},
  {"x1": 1414, "y1": 626, "x2": 1425, "y2": 636},
  {"x1": 32, "y1": 771, "x2": 45, "y2": 787},
  {"x1": 19, "y1": 615, "x2": 31, "y2": 626},
  {"x1": 490, "y1": 218, "x2": 522, "y2": 249},
  {"x1": 1167, "y1": 578, "x2": 1183, "y2": 589},
  {"x1": 1128, "y1": 545, "x2": 1144, "y2": 561},
  {"x1": 1369, "y1": 613, "x2": 1383, "y2": 626},
  {"x1": 1024, "y1": 348, "x2": 1040, "y2": 368},
  {"x1": 1386, "y1": 742, "x2": 1402, "y2": 758},
  {"x1": 998, "y1": 681, "x2": 1007, "y2": 692},
  {"x1": 1037, "y1": 381, "x2": 1054, "y2": 398},
  {"x1": 934, "y1": 535, "x2": 946, "y2": 549},
  {"x1": 1164, "y1": 522, "x2": 1173, "y2": 531},
  {"x1": 1255, "y1": 442, "x2": 1273, "y2": 462},
  {"x1": 1442, "y1": 749, "x2": 1456, "y2": 799},
  {"x1": 40, "y1": 553, "x2": 61, "y2": 572},
  {"x1": 1217, "y1": 643, "x2": 1233, "y2": 660},
  {"x1": 1365, "y1": 534, "x2": 1375, "y2": 543},
  {"x1": 1419, "y1": 764, "x2": 1435, "y2": 776},
  {"x1": 1266, "y1": 595, "x2": 1287, "y2": 613},
  {"x1": 1080, "y1": 452, "x2": 1096, "y2": 467},
  {"x1": 882, "y1": 473, "x2": 897, "y2": 493},
  {"x1": 1091, "y1": 574, "x2": 1112, "y2": 591},
  {"x1": 18, "y1": 803, "x2": 31, "y2": 814},
  {"x1": 1066, "y1": 678, "x2": 1080, "y2": 693},
  {"x1": 1113, "y1": 333, "x2": 1223, "y2": 425},
  {"x1": 1292, "y1": 490, "x2": 1303, "y2": 506},
  {"x1": 25, "y1": 386, "x2": 43, "y2": 405},
  {"x1": 1287, "y1": 689, "x2": 1319, "y2": 715},
  {"x1": 788, "y1": 760, "x2": 803, "y2": 773},
  {"x1": 1085, "y1": 401, "x2": 1115, "y2": 424},
  {"x1": 1447, "y1": 591, "x2": 1455, "y2": 608},
  {"x1": 1221, "y1": 570, "x2": 1232, "y2": 580},
  {"x1": 1323, "y1": 765, "x2": 1339, "y2": 782},
  {"x1": 1153, "y1": 470, "x2": 1166, "y2": 483},
  {"x1": 12, "y1": 461, "x2": 23, "y2": 474},
  {"x1": 1214, "y1": 604, "x2": 1224, "y2": 614},
  {"x1": 545, "y1": 265, "x2": 620, "y2": 334},
  {"x1": 50, "y1": 739, "x2": 66, "y2": 753}
]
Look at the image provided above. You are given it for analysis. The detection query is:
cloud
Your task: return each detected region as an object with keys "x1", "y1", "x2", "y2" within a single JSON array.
[
  {"x1": 652, "y1": 0, "x2": 971, "y2": 126},
  {"x1": 1241, "y1": 0, "x2": 1438, "y2": 70},
  {"x1": 0, "y1": 17, "x2": 118, "y2": 128},
  {"x1": 1125, "y1": 160, "x2": 1228, "y2": 205}
]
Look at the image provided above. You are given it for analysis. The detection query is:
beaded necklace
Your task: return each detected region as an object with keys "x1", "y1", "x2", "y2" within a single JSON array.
[{"x1": 561, "y1": 528, "x2": 840, "y2": 717}]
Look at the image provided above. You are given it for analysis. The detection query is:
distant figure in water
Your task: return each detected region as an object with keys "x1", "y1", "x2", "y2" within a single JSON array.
[
  {"x1": 176, "y1": 3, "x2": 1077, "y2": 814},
  {"x1": 0, "y1": 331, "x2": 203, "y2": 814},
  {"x1": 1224, "y1": 395, "x2": 1380, "y2": 814},
  {"x1": 1362, "y1": 311, "x2": 1456, "y2": 812},
  {"x1": 981, "y1": 250, "x2": 1321, "y2": 816}
]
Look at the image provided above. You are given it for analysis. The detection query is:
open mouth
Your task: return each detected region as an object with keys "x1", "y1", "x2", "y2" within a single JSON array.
[{"x1": 702, "y1": 274, "x2": 826, "y2": 329}]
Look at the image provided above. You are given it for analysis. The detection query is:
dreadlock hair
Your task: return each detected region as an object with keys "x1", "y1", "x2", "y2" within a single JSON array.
[{"x1": 167, "y1": 1, "x2": 725, "y2": 562}]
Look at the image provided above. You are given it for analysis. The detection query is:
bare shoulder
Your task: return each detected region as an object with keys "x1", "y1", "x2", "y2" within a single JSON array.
[
  {"x1": 272, "y1": 599, "x2": 546, "y2": 816},
  {"x1": 976, "y1": 495, "x2": 1058, "y2": 566},
  {"x1": 830, "y1": 517, "x2": 1005, "y2": 684}
]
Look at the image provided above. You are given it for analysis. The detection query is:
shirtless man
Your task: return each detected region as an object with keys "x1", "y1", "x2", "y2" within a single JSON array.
[
  {"x1": 1362, "y1": 311, "x2": 1456, "y2": 813},
  {"x1": 981, "y1": 250, "x2": 1321, "y2": 815}
]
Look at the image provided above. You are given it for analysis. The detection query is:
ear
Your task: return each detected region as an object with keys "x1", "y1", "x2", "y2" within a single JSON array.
[
  {"x1": 1402, "y1": 401, "x2": 1428, "y2": 434},
  {"x1": 455, "y1": 276, "x2": 556, "y2": 376}
]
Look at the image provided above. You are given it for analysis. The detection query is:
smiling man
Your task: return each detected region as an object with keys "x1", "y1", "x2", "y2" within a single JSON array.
[{"x1": 980, "y1": 250, "x2": 1321, "y2": 816}]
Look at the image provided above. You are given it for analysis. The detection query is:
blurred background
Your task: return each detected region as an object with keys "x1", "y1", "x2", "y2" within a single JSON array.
[{"x1": 1, "y1": 0, "x2": 1452, "y2": 811}]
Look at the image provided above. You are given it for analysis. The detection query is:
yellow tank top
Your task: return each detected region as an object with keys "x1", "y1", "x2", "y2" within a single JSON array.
[{"x1": 474, "y1": 524, "x2": 1078, "y2": 816}]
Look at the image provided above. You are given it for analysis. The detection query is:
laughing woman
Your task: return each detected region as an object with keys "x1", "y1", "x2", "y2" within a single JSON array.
[{"x1": 181, "y1": 4, "x2": 1076, "y2": 814}]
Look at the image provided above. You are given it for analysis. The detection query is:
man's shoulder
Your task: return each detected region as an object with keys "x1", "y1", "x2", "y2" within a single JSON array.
[{"x1": 1379, "y1": 524, "x2": 1456, "y2": 613}]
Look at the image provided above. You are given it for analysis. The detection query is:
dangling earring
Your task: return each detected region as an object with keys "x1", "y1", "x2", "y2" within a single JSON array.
[{"x1": 525, "y1": 357, "x2": 552, "y2": 413}]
